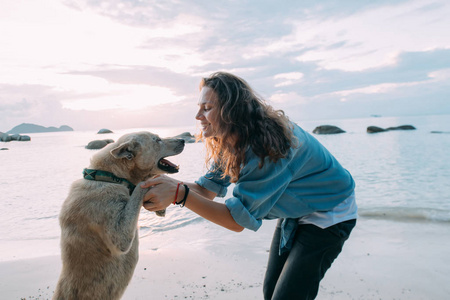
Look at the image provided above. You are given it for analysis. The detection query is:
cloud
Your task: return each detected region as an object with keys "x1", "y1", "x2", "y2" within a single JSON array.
[
  {"x1": 0, "y1": 82, "x2": 199, "y2": 132},
  {"x1": 67, "y1": 66, "x2": 199, "y2": 95},
  {"x1": 0, "y1": 84, "x2": 74, "y2": 131},
  {"x1": 274, "y1": 72, "x2": 304, "y2": 87},
  {"x1": 1, "y1": 0, "x2": 449, "y2": 131},
  {"x1": 253, "y1": 0, "x2": 450, "y2": 72}
]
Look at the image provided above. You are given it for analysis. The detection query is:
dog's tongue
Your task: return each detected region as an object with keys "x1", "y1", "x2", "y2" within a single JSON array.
[{"x1": 160, "y1": 158, "x2": 177, "y2": 168}]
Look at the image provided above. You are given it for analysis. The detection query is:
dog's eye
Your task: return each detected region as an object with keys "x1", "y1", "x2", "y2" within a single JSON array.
[{"x1": 155, "y1": 138, "x2": 162, "y2": 143}]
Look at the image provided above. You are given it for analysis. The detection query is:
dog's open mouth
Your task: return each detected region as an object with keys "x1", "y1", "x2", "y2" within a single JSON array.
[{"x1": 158, "y1": 157, "x2": 180, "y2": 173}]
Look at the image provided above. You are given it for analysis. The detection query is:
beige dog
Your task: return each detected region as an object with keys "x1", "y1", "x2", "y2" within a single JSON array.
[{"x1": 54, "y1": 131, "x2": 184, "y2": 300}]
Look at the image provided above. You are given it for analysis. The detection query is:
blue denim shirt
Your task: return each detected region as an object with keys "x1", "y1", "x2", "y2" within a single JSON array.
[{"x1": 195, "y1": 123, "x2": 355, "y2": 254}]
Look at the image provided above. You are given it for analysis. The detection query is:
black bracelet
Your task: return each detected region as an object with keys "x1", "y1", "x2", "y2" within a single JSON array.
[{"x1": 176, "y1": 184, "x2": 189, "y2": 207}]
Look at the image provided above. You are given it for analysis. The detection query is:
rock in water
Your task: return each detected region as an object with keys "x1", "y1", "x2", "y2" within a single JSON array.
[
  {"x1": 386, "y1": 125, "x2": 416, "y2": 131},
  {"x1": 170, "y1": 132, "x2": 197, "y2": 143},
  {"x1": 312, "y1": 125, "x2": 346, "y2": 135},
  {"x1": 0, "y1": 132, "x2": 12, "y2": 142},
  {"x1": 367, "y1": 126, "x2": 387, "y2": 133},
  {"x1": 97, "y1": 129, "x2": 113, "y2": 134},
  {"x1": 367, "y1": 125, "x2": 416, "y2": 133},
  {"x1": 86, "y1": 139, "x2": 114, "y2": 149}
]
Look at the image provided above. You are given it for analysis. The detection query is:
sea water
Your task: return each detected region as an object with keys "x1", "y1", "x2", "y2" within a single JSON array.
[{"x1": 1, "y1": 114, "x2": 449, "y2": 261}]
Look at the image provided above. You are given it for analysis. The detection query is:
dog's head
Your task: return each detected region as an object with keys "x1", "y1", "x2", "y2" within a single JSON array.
[{"x1": 93, "y1": 131, "x2": 185, "y2": 183}]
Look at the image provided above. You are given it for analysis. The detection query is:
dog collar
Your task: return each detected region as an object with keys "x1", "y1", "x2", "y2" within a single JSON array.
[{"x1": 82, "y1": 168, "x2": 136, "y2": 195}]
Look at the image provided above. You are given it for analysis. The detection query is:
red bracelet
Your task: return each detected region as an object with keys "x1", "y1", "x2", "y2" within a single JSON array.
[{"x1": 173, "y1": 182, "x2": 183, "y2": 204}]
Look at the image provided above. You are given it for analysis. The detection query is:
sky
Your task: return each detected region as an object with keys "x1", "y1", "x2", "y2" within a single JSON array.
[{"x1": 1, "y1": 0, "x2": 449, "y2": 132}]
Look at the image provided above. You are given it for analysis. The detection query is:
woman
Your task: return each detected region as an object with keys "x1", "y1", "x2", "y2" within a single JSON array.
[{"x1": 142, "y1": 72, "x2": 357, "y2": 300}]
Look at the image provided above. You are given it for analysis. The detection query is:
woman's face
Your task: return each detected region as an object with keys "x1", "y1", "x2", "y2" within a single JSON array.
[{"x1": 196, "y1": 86, "x2": 221, "y2": 138}]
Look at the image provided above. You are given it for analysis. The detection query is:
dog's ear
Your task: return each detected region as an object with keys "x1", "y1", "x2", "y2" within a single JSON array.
[{"x1": 110, "y1": 141, "x2": 135, "y2": 160}]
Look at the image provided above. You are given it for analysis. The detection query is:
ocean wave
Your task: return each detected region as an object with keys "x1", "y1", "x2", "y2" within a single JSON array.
[
  {"x1": 23, "y1": 215, "x2": 59, "y2": 221},
  {"x1": 358, "y1": 207, "x2": 450, "y2": 223},
  {"x1": 138, "y1": 215, "x2": 204, "y2": 236},
  {"x1": 0, "y1": 235, "x2": 60, "y2": 241}
]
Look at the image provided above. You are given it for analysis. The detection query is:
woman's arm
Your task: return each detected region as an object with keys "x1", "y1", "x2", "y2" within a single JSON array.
[
  {"x1": 141, "y1": 176, "x2": 244, "y2": 232},
  {"x1": 182, "y1": 185, "x2": 244, "y2": 232},
  {"x1": 187, "y1": 182, "x2": 217, "y2": 201}
]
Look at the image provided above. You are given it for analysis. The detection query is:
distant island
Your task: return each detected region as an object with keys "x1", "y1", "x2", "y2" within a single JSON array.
[{"x1": 6, "y1": 123, "x2": 74, "y2": 134}]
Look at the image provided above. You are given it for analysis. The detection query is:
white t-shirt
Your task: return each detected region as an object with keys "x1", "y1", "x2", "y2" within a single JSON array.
[{"x1": 298, "y1": 191, "x2": 357, "y2": 228}]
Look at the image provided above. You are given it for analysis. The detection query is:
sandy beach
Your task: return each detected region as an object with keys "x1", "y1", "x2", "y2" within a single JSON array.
[{"x1": 1, "y1": 217, "x2": 449, "y2": 300}]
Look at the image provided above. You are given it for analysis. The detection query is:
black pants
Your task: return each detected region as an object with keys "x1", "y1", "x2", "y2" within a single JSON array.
[{"x1": 263, "y1": 219, "x2": 356, "y2": 300}]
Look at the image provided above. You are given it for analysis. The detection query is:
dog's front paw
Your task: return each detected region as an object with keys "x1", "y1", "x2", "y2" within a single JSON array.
[
  {"x1": 132, "y1": 184, "x2": 150, "y2": 202},
  {"x1": 155, "y1": 209, "x2": 166, "y2": 217}
]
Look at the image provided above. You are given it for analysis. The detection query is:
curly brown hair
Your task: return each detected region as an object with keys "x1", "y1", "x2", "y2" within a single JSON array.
[{"x1": 198, "y1": 72, "x2": 297, "y2": 183}]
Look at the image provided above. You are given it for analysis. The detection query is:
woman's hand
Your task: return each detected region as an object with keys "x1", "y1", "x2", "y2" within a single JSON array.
[
  {"x1": 142, "y1": 175, "x2": 244, "y2": 232},
  {"x1": 141, "y1": 175, "x2": 179, "y2": 212}
]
